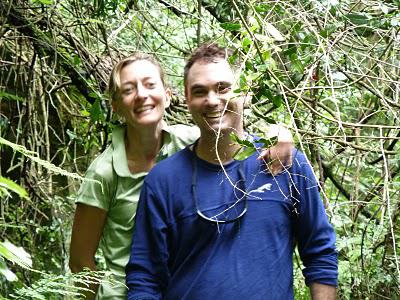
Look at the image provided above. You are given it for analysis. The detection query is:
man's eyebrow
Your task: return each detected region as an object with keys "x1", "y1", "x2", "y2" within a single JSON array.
[
  {"x1": 190, "y1": 84, "x2": 206, "y2": 91},
  {"x1": 216, "y1": 81, "x2": 232, "y2": 86}
]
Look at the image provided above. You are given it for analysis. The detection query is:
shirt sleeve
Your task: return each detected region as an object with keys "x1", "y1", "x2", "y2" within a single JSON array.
[
  {"x1": 292, "y1": 152, "x2": 338, "y2": 287},
  {"x1": 75, "y1": 166, "x2": 113, "y2": 212},
  {"x1": 126, "y1": 181, "x2": 170, "y2": 300}
]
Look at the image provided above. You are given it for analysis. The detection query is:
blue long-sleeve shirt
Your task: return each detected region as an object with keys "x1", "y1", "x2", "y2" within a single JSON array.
[{"x1": 126, "y1": 147, "x2": 338, "y2": 300}]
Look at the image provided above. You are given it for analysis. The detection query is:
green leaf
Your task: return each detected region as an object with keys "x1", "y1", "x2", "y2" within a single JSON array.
[
  {"x1": 0, "y1": 91, "x2": 24, "y2": 102},
  {"x1": 0, "y1": 137, "x2": 89, "y2": 182},
  {"x1": 228, "y1": 51, "x2": 239, "y2": 65},
  {"x1": 0, "y1": 257, "x2": 17, "y2": 282},
  {"x1": 255, "y1": 4, "x2": 270, "y2": 13},
  {"x1": 230, "y1": 132, "x2": 255, "y2": 148},
  {"x1": 239, "y1": 74, "x2": 247, "y2": 90},
  {"x1": 262, "y1": 50, "x2": 271, "y2": 62},
  {"x1": 290, "y1": 54, "x2": 304, "y2": 73},
  {"x1": 258, "y1": 136, "x2": 278, "y2": 149},
  {"x1": 0, "y1": 241, "x2": 32, "y2": 270},
  {"x1": 320, "y1": 25, "x2": 337, "y2": 38},
  {"x1": 34, "y1": 0, "x2": 54, "y2": 4},
  {"x1": 220, "y1": 22, "x2": 241, "y2": 31},
  {"x1": 283, "y1": 44, "x2": 297, "y2": 57},
  {"x1": 345, "y1": 13, "x2": 370, "y2": 25},
  {"x1": 230, "y1": 132, "x2": 240, "y2": 144},
  {"x1": 66, "y1": 129, "x2": 78, "y2": 140},
  {"x1": 88, "y1": 92, "x2": 100, "y2": 99},
  {"x1": 265, "y1": 23, "x2": 285, "y2": 41},
  {"x1": 0, "y1": 176, "x2": 28, "y2": 199},
  {"x1": 73, "y1": 55, "x2": 81, "y2": 66},
  {"x1": 242, "y1": 37, "x2": 252, "y2": 49},
  {"x1": 271, "y1": 95, "x2": 283, "y2": 108},
  {"x1": 252, "y1": 110, "x2": 277, "y2": 124},
  {"x1": 90, "y1": 99, "x2": 102, "y2": 122},
  {"x1": 136, "y1": 19, "x2": 143, "y2": 31},
  {"x1": 233, "y1": 147, "x2": 256, "y2": 161}
]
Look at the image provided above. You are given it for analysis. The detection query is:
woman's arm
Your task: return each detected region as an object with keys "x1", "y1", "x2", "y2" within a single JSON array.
[{"x1": 69, "y1": 203, "x2": 107, "y2": 300}]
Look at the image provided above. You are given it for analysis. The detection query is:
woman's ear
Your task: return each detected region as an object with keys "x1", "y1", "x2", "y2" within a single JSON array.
[
  {"x1": 111, "y1": 100, "x2": 118, "y2": 113},
  {"x1": 165, "y1": 88, "x2": 172, "y2": 108}
]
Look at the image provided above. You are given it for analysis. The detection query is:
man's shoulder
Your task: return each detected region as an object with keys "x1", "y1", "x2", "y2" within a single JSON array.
[
  {"x1": 291, "y1": 149, "x2": 312, "y2": 171},
  {"x1": 147, "y1": 147, "x2": 191, "y2": 181}
]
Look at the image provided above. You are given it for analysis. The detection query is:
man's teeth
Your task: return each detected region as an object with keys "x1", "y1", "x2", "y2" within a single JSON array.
[
  {"x1": 135, "y1": 105, "x2": 154, "y2": 113},
  {"x1": 206, "y1": 111, "x2": 223, "y2": 118}
]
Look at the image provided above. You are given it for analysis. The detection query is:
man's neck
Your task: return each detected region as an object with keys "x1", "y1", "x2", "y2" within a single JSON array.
[{"x1": 195, "y1": 130, "x2": 244, "y2": 165}]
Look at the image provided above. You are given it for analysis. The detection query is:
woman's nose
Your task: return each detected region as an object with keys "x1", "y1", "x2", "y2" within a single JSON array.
[{"x1": 136, "y1": 83, "x2": 149, "y2": 100}]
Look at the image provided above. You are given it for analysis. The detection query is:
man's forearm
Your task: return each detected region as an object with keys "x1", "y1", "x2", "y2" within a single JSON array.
[{"x1": 310, "y1": 282, "x2": 336, "y2": 300}]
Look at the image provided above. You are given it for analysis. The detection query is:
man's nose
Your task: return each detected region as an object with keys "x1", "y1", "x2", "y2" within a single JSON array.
[{"x1": 206, "y1": 91, "x2": 221, "y2": 106}]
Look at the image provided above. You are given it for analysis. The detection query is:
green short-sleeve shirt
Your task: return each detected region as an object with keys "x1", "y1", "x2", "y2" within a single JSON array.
[{"x1": 75, "y1": 124, "x2": 199, "y2": 299}]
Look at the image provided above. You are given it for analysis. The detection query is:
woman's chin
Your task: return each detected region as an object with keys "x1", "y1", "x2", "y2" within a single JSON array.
[{"x1": 128, "y1": 116, "x2": 164, "y2": 128}]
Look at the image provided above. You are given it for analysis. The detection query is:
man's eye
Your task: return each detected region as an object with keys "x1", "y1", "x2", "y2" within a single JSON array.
[
  {"x1": 218, "y1": 86, "x2": 231, "y2": 94},
  {"x1": 192, "y1": 89, "x2": 206, "y2": 96}
]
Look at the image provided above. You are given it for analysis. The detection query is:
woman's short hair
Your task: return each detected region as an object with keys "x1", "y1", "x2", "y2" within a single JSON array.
[{"x1": 108, "y1": 53, "x2": 166, "y2": 102}]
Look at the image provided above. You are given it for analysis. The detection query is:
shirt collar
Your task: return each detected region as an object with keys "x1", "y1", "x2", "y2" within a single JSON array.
[{"x1": 112, "y1": 123, "x2": 172, "y2": 178}]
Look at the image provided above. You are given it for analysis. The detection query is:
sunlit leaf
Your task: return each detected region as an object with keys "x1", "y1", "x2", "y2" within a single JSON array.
[
  {"x1": 34, "y1": 0, "x2": 54, "y2": 4},
  {"x1": 252, "y1": 110, "x2": 277, "y2": 124},
  {"x1": 271, "y1": 95, "x2": 283, "y2": 108},
  {"x1": 254, "y1": 4, "x2": 270, "y2": 13},
  {"x1": 0, "y1": 241, "x2": 32, "y2": 270},
  {"x1": 0, "y1": 258, "x2": 17, "y2": 282},
  {"x1": 345, "y1": 13, "x2": 370, "y2": 25},
  {"x1": 0, "y1": 91, "x2": 24, "y2": 102},
  {"x1": 0, "y1": 176, "x2": 28, "y2": 199},
  {"x1": 230, "y1": 132, "x2": 255, "y2": 148},
  {"x1": 258, "y1": 136, "x2": 278, "y2": 149},
  {"x1": 265, "y1": 23, "x2": 285, "y2": 41},
  {"x1": 233, "y1": 147, "x2": 256, "y2": 161},
  {"x1": 220, "y1": 23, "x2": 241, "y2": 31}
]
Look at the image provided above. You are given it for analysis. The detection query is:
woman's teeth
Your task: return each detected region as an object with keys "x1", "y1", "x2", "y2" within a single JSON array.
[{"x1": 135, "y1": 105, "x2": 154, "y2": 113}]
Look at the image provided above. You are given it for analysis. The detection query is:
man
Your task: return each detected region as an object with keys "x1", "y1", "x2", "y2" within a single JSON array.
[{"x1": 126, "y1": 43, "x2": 338, "y2": 299}]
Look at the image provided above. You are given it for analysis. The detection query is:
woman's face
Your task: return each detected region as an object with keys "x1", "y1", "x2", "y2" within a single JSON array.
[{"x1": 113, "y1": 59, "x2": 171, "y2": 128}]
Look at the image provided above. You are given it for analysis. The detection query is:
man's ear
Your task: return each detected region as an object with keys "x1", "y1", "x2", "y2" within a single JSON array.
[
  {"x1": 184, "y1": 86, "x2": 189, "y2": 103},
  {"x1": 165, "y1": 88, "x2": 172, "y2": 108}
]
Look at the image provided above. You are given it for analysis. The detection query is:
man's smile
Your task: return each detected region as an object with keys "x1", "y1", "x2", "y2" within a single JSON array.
[{"x1": 204, "y1": 111, "x2": 224, "y2": 119}]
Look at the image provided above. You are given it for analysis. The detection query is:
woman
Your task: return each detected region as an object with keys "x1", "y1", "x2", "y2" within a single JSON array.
[{"x1": 69, "y1": 53, "x2": 293, "y2": 299}]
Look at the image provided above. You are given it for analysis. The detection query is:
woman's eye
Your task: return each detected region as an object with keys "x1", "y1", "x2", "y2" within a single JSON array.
[
  {"x1": 147, "y1": 82, "x2": 156, "y2": 88},
  {"x1": 123, "y1": 88, "x2": 132, "y2": 94}
]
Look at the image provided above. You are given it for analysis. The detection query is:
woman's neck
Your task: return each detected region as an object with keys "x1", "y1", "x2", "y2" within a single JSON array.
[{"x1": 124, "y1": 122, "x2": 164, "y2": 173}]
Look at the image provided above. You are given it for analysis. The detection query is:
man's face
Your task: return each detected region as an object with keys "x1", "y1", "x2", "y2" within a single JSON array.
[{"x1": 185, "y1": 59, "x2": 244, "y2": 136}]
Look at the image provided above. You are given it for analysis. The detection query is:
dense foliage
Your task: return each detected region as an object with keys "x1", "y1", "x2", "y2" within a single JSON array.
[{"x1": 1, "y1": 0, "x2": 399, "y2": 298}]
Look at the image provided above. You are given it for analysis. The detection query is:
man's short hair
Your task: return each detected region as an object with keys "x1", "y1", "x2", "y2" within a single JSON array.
[{"x1": 183, "y1": 43, "x2": 236, "y2": 89}]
